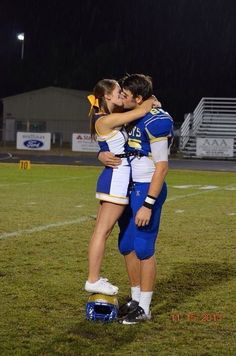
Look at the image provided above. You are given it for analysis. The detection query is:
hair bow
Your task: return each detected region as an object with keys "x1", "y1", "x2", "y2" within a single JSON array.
[{"x1": 87, "y1": 94, "x2": 99, "y2": 109}]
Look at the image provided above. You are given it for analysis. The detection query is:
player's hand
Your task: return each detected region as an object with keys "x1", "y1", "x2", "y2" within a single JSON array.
[
  {"x1": 98, "y1": 151, "x2": 122, "y2": 168},
  {"x1": 135, "y1": 206, "x2": 152, "y2": 227}
]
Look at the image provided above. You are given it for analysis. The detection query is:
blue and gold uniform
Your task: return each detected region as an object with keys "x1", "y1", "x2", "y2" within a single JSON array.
[
  {"x1": 118, "y1": 108, "x2": 173, "y2": 259},
  {"x1": 95, "y1": 115, "x2": 131, "y2": 205}
]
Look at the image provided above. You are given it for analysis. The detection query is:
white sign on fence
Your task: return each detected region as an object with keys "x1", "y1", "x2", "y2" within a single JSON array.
[
  {"x1": 17, "y1": 132, "x2": 51, "y2": 150},
  {"x1": 196, "y1": 138, "x2": 234, "y2": 157},
  {"x1": 72, "y1": 133, "x2": 99, "y2": 152}
]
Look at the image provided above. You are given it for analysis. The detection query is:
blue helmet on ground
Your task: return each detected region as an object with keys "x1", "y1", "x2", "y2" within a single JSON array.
[{"x1": 86, "y1": 293, "x2": 119, "y2": 322}]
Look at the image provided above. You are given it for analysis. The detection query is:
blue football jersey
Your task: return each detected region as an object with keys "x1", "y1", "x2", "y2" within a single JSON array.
[{"x1": 126, "y1": 108, "x2": 173, "y2": 156}]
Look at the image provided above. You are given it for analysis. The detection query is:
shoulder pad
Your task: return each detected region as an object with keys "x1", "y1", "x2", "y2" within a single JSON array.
[{"x1": 145, "y1": 117, "x2": 173, "y2": 142}]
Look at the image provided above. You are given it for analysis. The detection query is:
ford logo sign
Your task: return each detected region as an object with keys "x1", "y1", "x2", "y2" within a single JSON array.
[{"x1": 24, "y1": 140, "x2": 44, "y2": 148}]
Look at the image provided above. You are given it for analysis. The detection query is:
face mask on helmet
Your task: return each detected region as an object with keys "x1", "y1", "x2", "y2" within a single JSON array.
[{"x1": 86, "y1": 293, "x2": 119, "y2": 322}]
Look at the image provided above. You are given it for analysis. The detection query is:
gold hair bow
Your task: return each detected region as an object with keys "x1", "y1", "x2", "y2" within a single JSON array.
[{"x1": 87, "y1": 94, "x2": 99, "y2": 108}]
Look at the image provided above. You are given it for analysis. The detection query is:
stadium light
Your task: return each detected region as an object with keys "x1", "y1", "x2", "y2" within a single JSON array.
[{"x1": 17, "y1": 33, "x2": 25, "y2": 60}]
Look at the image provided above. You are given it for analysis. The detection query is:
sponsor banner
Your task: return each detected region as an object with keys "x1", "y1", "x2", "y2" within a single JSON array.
[
  {"x1": 17, "y1": 132, "x2": 51, "y2": 150},
  {"x1": 196, "y1": 137, "x2": 234, "y2": 158},
  {"x1": 72, "y1": 133, "x2": 99, "y2": 152}
]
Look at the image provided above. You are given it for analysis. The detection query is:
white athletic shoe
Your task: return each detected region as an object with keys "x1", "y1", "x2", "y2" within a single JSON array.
[{"x1": 85, "y1": 278, "x2": 118, "y2": 295}]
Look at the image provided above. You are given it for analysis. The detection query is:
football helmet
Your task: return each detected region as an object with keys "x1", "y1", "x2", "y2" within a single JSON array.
[{"x1": 86, "y1": 293, "x2": 118, "y2": 322}]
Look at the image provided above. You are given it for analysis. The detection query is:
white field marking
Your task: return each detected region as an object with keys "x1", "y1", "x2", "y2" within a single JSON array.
[
  {"x1": 0, "y1": 215, "x2": 96, "y2": 240},
  {"x1": 175, "y1": 209, "x2": 185, "y2": 213},
  {"x1": 199, "y1": 185, "x2": 218, "y2": 190},
  {"x1": 224, "y1": 187, "x2": 236, "y2": 191},
  {"x1": 75, "y1": 205, "x2": 83, "y2": 208},
  {"x1": 227, "y1": 212, "x2": 236, "y2": 216},
  {"x1": 173, "y1": 185, "x2": 201, "y2": 189},
  {"x1": 0, "y1": 176, "x2": 93, "y2": 188},
  {"x1": 0, "y1": 152, "x2": 13, "y2": 161},
  {"x1": 1, "y1": 182, "x2": 235, "y2": 241},
  {"x1": 173, "y1": 184, "x2": 219, "y2": 190},
  {"x1": 166, "y1": 183, "x2": 236, "y2": 202}
]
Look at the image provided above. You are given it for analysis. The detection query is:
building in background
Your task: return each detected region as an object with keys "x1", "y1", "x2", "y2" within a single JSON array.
[{"x1": 1, "y1": 87, "x2": 90, "y2": 144}]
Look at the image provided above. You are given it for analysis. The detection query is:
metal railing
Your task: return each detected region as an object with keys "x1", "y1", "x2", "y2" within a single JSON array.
[
  {"x1": 180, "y1": 113, "x2": 192, "y2": 149},
  {"x1": 180, "y1": 97, "x2": 236, "y2": 151},
  {"x1": 192, "y1": 99, "x2": 204, "y2": 134},
  {"x1": 193, "y1": 98, "x2": 236, "y2": 133}
]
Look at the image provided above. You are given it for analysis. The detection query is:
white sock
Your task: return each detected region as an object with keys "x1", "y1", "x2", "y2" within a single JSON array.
[
  {"x1": 131, "y1": 285, "x2": 141, "y2": 302},
  {"x1": 139, "y1": 291, "x2": 153, "y2": 315}
]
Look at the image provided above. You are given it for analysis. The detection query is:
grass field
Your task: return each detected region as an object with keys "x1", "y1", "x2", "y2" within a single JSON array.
[{"x1": 0, "y1": 163, "x2": 236, "y2": 355}]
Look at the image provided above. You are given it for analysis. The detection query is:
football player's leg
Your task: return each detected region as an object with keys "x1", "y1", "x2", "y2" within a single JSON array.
[
  {"x1": 118, "y1": 192, "x2": 141, "y2": 304},
  {"x1": 118, "y1": 204, "x2": 134, "y2": 255},
  {"x1": 134, "y1": 183, "x2": 167, "y2": 265},
  {"x1": 131, "y1": 186, "x2": 166, "y2": 319}
]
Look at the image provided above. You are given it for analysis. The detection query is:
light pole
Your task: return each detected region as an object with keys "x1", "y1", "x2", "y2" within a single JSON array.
[{"x1": 17, "y1": 33, "x2": 25, "y2": 60}]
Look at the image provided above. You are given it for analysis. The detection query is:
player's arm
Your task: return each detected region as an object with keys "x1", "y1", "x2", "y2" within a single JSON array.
[
  {"x1": 135, "y1": 161, "x2": 168, "y2": 227},
  {"x1": 145, "y1": 138, "x2": 169, "y2": 198},
  {"x1": 134, "y1": 114, "x2": 173, "y2": 227},
  {"x1": 135, "y1": 139, "x2": 169, "y2": 227},
  {"x1": 145, "y1": 160, "x2": 168, "y2": 199},
  {"x1": 98, "y1": 151, "x2": 121, "y2": 168}
]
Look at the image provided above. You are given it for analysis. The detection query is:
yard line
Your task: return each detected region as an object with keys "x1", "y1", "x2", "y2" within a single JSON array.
[
  {"x1": 0, "y1": 215, "x2": 96, "y2": 240},
  {"x1": 1, "y1": 183, "x2": 235, "y2": 241},
  {"x1": 0, "y1": 176, "x2": 93, "y2": 188},
  {"x1": 167, "y1": 183, "x2": 236, "y2": 202}
]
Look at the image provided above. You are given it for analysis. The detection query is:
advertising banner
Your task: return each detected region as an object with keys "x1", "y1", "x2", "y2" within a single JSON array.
[
  {"x1": 72, "y1": 133, "x2": 99, "y2": 152},
  {"x1": 196, "y1": 138, "x2": 234, "y2": 157},
  {"x1": 17, "y1": 132, "x2": 51, "y2": 150}
]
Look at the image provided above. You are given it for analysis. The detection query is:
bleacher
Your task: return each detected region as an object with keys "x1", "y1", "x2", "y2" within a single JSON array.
[{"x1": 180, "y1": 98, "x2": 236, "y2": 159}]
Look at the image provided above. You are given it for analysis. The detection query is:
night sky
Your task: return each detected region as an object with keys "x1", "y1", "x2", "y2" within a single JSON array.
[{"x1": 1, "y1": 0, "x2": 236, "y2": 123}]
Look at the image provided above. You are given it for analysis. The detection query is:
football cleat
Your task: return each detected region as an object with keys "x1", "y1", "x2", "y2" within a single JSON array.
[
  {"x1": 119, "y1": 306, "x2": 151, "y2": 324},
  {"x1": 85, "y1": 277, "x2": 118, "y2": 295},
  {"x1": 118, "y1": 298, "x2": 139, "y2": 318},
  {"x1": 86, "y1": 293, "x2": 118, "y2": 322}
]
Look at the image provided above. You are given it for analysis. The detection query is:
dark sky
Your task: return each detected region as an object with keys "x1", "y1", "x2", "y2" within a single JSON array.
[{"x1": 1, "y1": 0, "x2": 236, "y2": 122}]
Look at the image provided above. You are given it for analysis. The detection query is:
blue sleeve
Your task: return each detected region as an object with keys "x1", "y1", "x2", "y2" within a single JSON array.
[{"x1": 145, "y1": 116, "x2": 173, "y2": 143}]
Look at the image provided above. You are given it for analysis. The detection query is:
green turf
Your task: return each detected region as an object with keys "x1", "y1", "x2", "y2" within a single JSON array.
[{"x1": 0, "y1": 163, "x2": 235, "y2": 355}]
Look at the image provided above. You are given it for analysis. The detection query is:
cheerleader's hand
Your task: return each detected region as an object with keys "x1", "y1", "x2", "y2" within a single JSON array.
[{"x1": 152, "y1": 95, "x2": 162, "y2": 108}]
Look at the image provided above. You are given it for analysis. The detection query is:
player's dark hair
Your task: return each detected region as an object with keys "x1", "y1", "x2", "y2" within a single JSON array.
[
  {"x1": 120, "y1": 73, "x2": 153, "y2": 100},
  {"x1": 90, "y1": 79, "x2": 118, "y2": 139}
]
